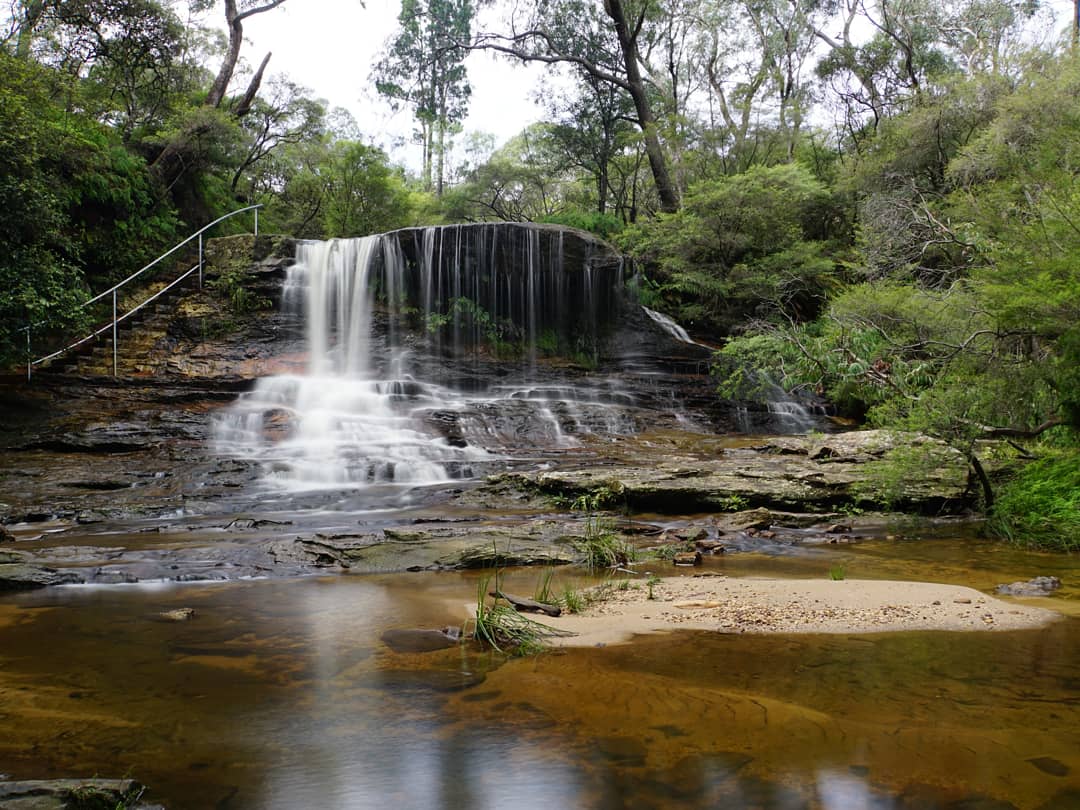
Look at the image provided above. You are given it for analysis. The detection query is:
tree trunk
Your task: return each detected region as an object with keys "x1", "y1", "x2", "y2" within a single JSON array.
[
  {"x1": 234, "y1": 52, "x2": 272, "y2": 118},
  {"x1": 15, "y1": 0, "x2": 47, "y2": 59},
  {"x1": 603, "y1": 0, "x2": 679, "y2": 213},
  {"x1": 206, "y1": 0, "x2": 287, "y2": 109},
  {"x1": 206, "y1": 0, "x2": 243, "y2": 108},
  {"x1": 967, "y1": 450, "x2": 994, "y2": 509}
]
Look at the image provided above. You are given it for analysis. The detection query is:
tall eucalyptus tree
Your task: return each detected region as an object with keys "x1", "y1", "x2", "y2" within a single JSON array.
[
  {"x1": 472, "y1": 0, "x2": 680, "y2": 212},
  {"x1": 374, "y1": 0, "x2": 473, "y2": 195}
]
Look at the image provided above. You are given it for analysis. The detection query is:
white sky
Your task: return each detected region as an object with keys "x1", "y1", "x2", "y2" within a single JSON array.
[{"x1": 240, "y1": 0, "x2": 548, "y2": 173}]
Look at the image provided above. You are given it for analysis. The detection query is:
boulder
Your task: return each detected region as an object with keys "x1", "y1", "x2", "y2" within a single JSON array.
[
  {"x1": 673, "y1": 551, "x2": 703, "y2": 567},
  {"x1": 0, "y1": 564, "x2": 84, "y2": 591},
  {"x1": 381, "y1": 627, "x2": 461, "y2": 653},
  {"x1": 995, "y1": 576, "x2": 1062, "y2": 597},
  {"x1": 501, "y1": 430, "x2": 971, "y2": 514}
]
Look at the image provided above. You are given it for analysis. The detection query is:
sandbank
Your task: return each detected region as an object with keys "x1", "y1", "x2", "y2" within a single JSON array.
[{"x1": 538, "y1": 575, "x2": 1061, "y2": 647}]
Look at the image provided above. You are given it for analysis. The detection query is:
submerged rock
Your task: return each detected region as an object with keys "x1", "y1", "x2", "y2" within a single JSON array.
[
  {"x1": 157, "y1": 608, "x2": 197, "y2": 622},
  {"x1": 0, "y1": 778, "x2": 151, "y2": 810},
  {"x1": 996, "y1": 576, "x2": 1062, "y2": 597},
  {"x1": 380, "y1": 626, "x2": 461, "y2": 653}
]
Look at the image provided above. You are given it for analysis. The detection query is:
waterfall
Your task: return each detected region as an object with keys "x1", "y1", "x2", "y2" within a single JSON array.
[
  {"x1": 640, "y1": 306, "x2": 708, "y2": 348},
  {"x1": 733, "y1": 376, "x2": 822, "y2": 435},
  {"x1": 212, "y1": 224, "x2": 640, "y2": 492}
]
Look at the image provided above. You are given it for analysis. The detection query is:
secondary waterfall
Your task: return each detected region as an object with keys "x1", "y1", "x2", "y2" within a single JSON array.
[{"x1": 212, "y1": 224, "x2": 642, "y2": 491}]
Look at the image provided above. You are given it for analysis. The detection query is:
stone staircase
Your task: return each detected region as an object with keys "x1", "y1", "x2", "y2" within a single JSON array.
[{"x1": 40, "y1": 257, "x2": 202, "y2": 377}]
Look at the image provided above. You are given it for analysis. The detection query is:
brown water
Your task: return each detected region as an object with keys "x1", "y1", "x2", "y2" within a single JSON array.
[{"x1": 0, "y1": 538, "x2": 1077, "y2": 809}]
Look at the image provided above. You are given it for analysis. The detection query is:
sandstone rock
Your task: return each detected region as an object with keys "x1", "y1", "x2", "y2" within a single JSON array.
[
  {"x1": 995, "y1": 576, "x2": 1062, "y2": 597},
  {"x1": 381, "y1": 627, "x2": 461, "y2": 653},
  {"x1": 672, "y1": 526, "x2": 708, "y2": 542},
  {"x1": 0, "y1": 564, "x2": 84, "y2": 591},
  {"x1": 157, "y1": 608, "x2": 196, "y2": 622},
  {"x1": 503, "y1": 430, "x2": 970, "y2": 514},
  {"x1": 673, "y1": 551, "x2": 703, "y2": 566},
  {"x1": 0, "y1": 525, "x2": 13, "y2": 543},
  {"x1": 0, "y1": 778, "x2": 146, "y2": 810},
  {"x1": 695, "y1": 539, "x2": 725, "y2": 553}
]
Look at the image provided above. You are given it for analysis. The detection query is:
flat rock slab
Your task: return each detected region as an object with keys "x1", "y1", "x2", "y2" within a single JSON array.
[
  {"x1": 500, "y1": 430, "x2": 971, "y2": 514},
  {"x1": 0, "y1": 779, "x2": 150, "y2": 810},
  {"x1": 0, "y1": 564, "x2": 84, "y2": 591}
]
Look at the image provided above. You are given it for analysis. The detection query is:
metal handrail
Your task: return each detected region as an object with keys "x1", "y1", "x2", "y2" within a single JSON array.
[{"x1": 24, "y1": 204, "x2": 262, "y2": 379}]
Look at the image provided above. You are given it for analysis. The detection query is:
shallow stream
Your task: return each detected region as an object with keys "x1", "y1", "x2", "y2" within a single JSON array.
[{"x1": 1, "y1": 536, "x2": 1076, "y2": 810}]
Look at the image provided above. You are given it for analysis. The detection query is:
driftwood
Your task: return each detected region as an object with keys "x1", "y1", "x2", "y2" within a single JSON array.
[{"x1": 491, "y1": 590, "x2": 562, "y2": 617}]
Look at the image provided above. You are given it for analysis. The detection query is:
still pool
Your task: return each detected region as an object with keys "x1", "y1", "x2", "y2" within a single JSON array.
[{"x1": 0, "y1": 537, "x2": 1077, "y2": 809}]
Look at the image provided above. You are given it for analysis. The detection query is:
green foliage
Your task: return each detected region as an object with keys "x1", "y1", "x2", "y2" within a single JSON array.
[
  {"x1": 715, "y1": 493, "x2": 749, "y2": 512},
  {"x1": 320, "y1": 141, "x2": 413, "y2": 238},
  {"x1": 651, "y1": 541, "x2": 695, "y2": 560},
  {"x1": 541, "y1": 210, "x2": 624, "y2": 239},
  {"x1": 373, "y1": 0, "x2": 472, "y2": 194},
  {"x1": 468, "y1": 569, "x2": 571, "y2": 656},
  {"x1": 646, "y1": 574, "x2": 661, "y2": 600},
  {"x1": 424, "y1": 297, "x2": 523, "y2": 356},
  {"x1": 207, "y1": 266, "x2": 270, "y2": 316},
  {"x1": 828, "y1": 563, "x2": 847, "y2": 581},
  {"x1": 561, "y1": 586, "x2": 585, "y2": 614},
  {"x1": 0, "y1": 51, "x2": 177, "y2": 364},
  {"x1": 570, "y1": 492, "x2": 634, "y2": 570},
  {"x1": 618, "y1": 163, "x2": 846, "y2": 334},
  {"x1": 989, "y1": 450, "x2": 1080, "y2": 551},
  {"x1": 469, "y1": 579, "x2": 549, "y2": 656},
  {"x1": 533, "y1": 567, "x2": 556, "y2": 604}
]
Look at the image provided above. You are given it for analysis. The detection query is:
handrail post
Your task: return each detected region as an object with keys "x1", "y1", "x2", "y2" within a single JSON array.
[
  {"x1": 254, "y1": 207, "x2": 259, "y2": 236},
  {"x1": 198, "y1": 233, "x2": 204, "y2": 288},
  {"x1": 26, "y1": 327, "x2": 31, "y2": 382},
  {"x1": 112, "y1": 289, "x2": 118, "y2": 378}
]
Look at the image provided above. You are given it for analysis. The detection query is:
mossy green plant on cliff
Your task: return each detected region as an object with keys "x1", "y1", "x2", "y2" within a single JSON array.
[{"x1": 207, "y1": 264, "x2": 270, "y2": 315}]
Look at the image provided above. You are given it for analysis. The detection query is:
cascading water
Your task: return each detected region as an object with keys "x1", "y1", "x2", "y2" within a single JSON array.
[
  {"x1": 213, "y1": 237, "x2": 487, "y2": 490},
  {"x1": 641, "y1": 306, "x2": 707, "y2": 349},
  {"x1": 212, "y1": 224, "x2": 646, "y2": 493}
]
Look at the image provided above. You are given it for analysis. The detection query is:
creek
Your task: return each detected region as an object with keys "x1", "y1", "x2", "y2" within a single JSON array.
[
  {"x1": 0, "y1": 226, "x2": 1076, "y2": 808},
  {"x1": 0, "y1": 539, "x2": 1077, "y2": 809}
]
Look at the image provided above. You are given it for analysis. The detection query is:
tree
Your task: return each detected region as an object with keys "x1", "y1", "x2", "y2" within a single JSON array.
[
  {"x1": 618, "y1": 163, "x2": 844, "y2": 333},
  {"x1": 203, "y1": 0, "x2": 287, "y2": 110},
  {"x1": 543, "y1": 72, "x2": 638, "y2": 216},
  {"x1": 374, "y1": 0, "x2": 472, "y2": 195},
  {"x1": 2, "y1": 0, "x2": 192, "y2": 139},
  {"x1": 0, "y1": 51, "x2": 177, "y2": 363},
  {"x1": 230, "y1": 76, "x2": 324, "y2": 194},
  {"x1": 441, "y1": 125, "x2": 574, "y2": 221},
  {"x1": 471, "y1": 0, "x2": 681, "y2": 213},
  {"x1": 695, "y1": 0, "x2": 825, "y2": 167},
  {"x1": 320, "y1": 141, "x2": 414, "y2": 237}
]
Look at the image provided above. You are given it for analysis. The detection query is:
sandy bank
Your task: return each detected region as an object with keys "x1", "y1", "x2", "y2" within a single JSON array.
[{"x1": 538, "y1": 575, "x2": 1061, "y2": 647}]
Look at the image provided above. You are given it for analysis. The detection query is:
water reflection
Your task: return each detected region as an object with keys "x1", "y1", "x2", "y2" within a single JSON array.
[{"x1": 0, "y1": 571, "x2": 1077, "y2": 809}]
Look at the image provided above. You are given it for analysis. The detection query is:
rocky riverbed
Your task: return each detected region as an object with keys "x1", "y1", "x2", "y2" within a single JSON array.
[{"x1": 0, "y1": 231, "x2": 1022, "y2": 592}]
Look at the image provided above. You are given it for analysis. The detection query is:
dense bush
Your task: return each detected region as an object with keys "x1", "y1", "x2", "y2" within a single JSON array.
[
  {"x1": 616, "y1": 163, "x2": 849, "y2": 337},
  {"x1": 989, "y1": 451, "x2": 1080, "y2": 551}
]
